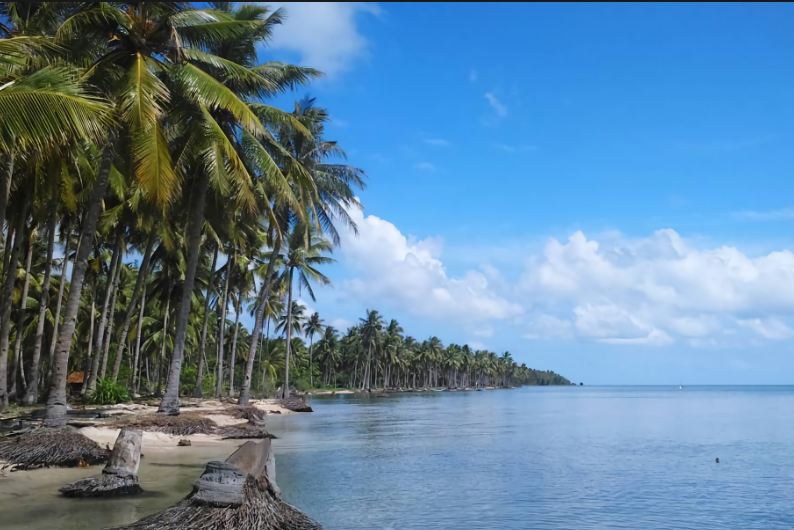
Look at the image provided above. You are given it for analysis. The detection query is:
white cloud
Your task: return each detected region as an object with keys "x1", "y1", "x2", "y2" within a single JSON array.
[
  {"x1": 493, "y1": 143, "x2": 515, "y2": 152},
  {"x1": 469, "y1": 69, "x2": 477, "y2": 82},
  {"x1": 424, "y1": 138, "x2": 450, "y2": 146},
  {"x1": 264, "y1": 2, "x2": 382, "y2": 75},
  {"x1": 339, "y1": 208, "x2": 523, "y2": 325},
  {"x1": 738, "y1": 318, "x2": 794, "y2": 340},
  {"x1": 484, "y1": 93, "x2": 507, "y2": 116},
  {"x1": 520, "y1": 229, "x2": 794, "y2": 345},
  {"x1": 413, "y1": 161, "x2": 435, "y2": 170}
]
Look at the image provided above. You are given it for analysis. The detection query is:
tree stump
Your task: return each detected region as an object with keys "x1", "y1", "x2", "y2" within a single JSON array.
[
  {"x1": 60, "y1": 429, "x2": 143, "y2": 497},
  {"x1": 104, "y1": 439, "x2": 323, "y2": 530}
]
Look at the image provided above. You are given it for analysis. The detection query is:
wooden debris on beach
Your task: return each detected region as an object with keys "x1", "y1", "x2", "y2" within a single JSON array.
[
  {"x1": 108, "y1": 413, "x2": 217, "y2": 436},
  {"x1": 0, "y1": 426, "x2": 108, "y2": 470},
  {"x1": 178, "y1": 439, "x2": 192, "y2": 446},
  {"x1": 60, "y1": 429, "x2": 143, "y2": 497},
  {"x1": 104, "y1": 439, "x2": 324, "y2": 530}
]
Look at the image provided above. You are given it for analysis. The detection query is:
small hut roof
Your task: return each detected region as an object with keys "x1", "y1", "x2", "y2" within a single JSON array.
[{"x1": 66, "y1": 372, "x2": 85, "y2": 384}]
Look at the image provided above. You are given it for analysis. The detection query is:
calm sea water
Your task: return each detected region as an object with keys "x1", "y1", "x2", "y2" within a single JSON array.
[{"x1": 2, "y1": 386, "x2": 794, "y2": 529}]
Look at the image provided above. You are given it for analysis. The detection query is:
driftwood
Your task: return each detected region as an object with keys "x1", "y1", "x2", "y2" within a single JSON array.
[
  {"x1": 105, "y1": 439, "x2": 323, "y2": 530},
  {"x1": 60, "y1": 429, "x2": 143, "y2": 497},
  {"x1": 279, "y1": 400, "x2": 313, "y2": 413},
  {"x1": 0, "y1": 426, "x2": 108, "y2": 470}
]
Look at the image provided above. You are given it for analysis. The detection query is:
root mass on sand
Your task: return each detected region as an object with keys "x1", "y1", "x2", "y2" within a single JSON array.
[
  {"x1": 60, "y1": 428, "x2": 143, "y2": 497},
  {"x1": 105, "y1": 439, "x2": 324, "y2": 530},
  {"x1": 0, "y1": 426, "x2": 108, "y2": 470}
]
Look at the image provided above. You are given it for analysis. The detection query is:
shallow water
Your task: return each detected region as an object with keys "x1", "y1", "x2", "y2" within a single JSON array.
[{"x1": 3, "y1": 387, "x2": 794, "y2": 529}]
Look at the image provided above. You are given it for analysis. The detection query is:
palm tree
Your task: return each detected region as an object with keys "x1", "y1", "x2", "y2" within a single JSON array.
[
  {"x1": 277, "y1": 227, "x2": 332, "y2": 398},
  {"x1": 303, "y1": 312, "x2": 324, "y2": 388},
  {"x1": 359, "y1": 310, "x2": 384, "y2": 390}
]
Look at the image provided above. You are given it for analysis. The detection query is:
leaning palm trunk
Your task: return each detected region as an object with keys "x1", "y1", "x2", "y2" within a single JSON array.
[
  {"x1": 87, "y1": 241, "x2": 121, "y2": 393},
  {"x1": 112, "y1": 235, "x2": 154, "y2": 382},
  {"x1": 216, "y1": 255, "x2": 232, "y2": 398},
  {"x1": 0, "y1": 186, "x2": 29, "y2": 409},
  {"x1": 10, "y1": 229, "x2": 35, "y2": 397},
  {"x1": 46, "y1": 229, "x2": 72, "y2": 387},
  {"x1": 193, "y1": 246, "x2": 218, "y2": 398},
  {"x1": 100, "y1": 258, "x2": 122, "y2": 378},
  {"x1": 239, "y1": 239, "x2": 281, "y2": 405},
  {"x1": 131, "y1": 281, "x2": 147, "y2": 395},
  {"x1": 23, "y1": 181, "x2": 58, "y2": 405},
  {"x1": 229, "y1": 297, "x2": 241, "y2": 396},
  {"x1": 281, "y1": 268, "x2": 295, "y2": 399},
  {"x1": 45, "y1": 134, "x2": 116, "y2": 427},
  {"x1": 80, "y1": 296, "x2": 96, "y2": 396},
  {"x1": 0, "y1": 153, "x2": 12, "y2": 249},
  {"x1": 159, "y1": 171, "x2": 210, "y2": 416},
  {"x1": 156, "y1": 285, "x2": 172, "y2": 396}
]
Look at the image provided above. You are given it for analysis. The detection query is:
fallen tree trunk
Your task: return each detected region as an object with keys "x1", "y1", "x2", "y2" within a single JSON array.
[
  {"x1": 60, "y1": 428, "x2": 143, "y2": 497},
  {"x1": 0, "y1": 427, "x2": 108, "y2": 470},
  {"x1": 105, "y1": 439, "x2": 323, "y2": 530}
]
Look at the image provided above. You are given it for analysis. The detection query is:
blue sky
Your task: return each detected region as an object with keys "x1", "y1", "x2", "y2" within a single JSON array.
[{"x1": 245, "y1": 2, "x2": 794, "y2": 385}]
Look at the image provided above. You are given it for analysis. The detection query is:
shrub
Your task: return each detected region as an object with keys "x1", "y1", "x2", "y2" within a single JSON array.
[{"x1": 88, "y1": 378, "x2": 130, "y2": 405}]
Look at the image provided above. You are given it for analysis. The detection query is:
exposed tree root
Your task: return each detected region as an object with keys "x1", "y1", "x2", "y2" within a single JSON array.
[
  {"x1": 60, "y1": 428, "x2": 143, "y2": 497},
  {"x1": 60, "y1": 473, "x2": 142, "y2": 497},
  {"x1": 223, "y1": 406, "x2": 267, "y2": 422},
  {"x1": 0, "y1": 427, "x2": 109, "y2": 470},
  {"x1": 278, "y1": 400, "x2": 313, "y2": 413},
  {"x1": 105, "y1": 440, "x2": 323, "y2": 530},
  {"x1": 107, "y1": 413, "x2": 217, "y2": 436}
]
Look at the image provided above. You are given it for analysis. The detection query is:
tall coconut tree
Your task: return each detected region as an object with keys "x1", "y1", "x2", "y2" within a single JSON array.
[
  {"x1": 303, "y1": 312, "x2": 324, "y2": 388},
  {"x1": 276, "y1": 227, "x2": 332, "y2": 398}
]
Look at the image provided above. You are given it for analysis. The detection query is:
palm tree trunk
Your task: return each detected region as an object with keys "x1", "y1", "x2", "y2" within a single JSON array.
[
  {"x1": 87, "y1": 241, "x2": 120, "y2": 393},
  {"x1": 155, "y1": 284, "x2": 172, "y2": 396},
  {"x1": 45, "y1": 135, "x2": 115, "y2": 426},
  {"x1": 193, "y1": 245, "x2": 217, "y2": 398},
  {"x1": 80, "y1": 294, "x2": 96, "y2": 396},
  {"x1": 0, "y1": 153, "x2": 12, "y2": 249},
  {"x1": 215, "y1": 256, "x2": 231, "y2": 398},
  {"x1": 11, "y1": 228, "x2": 35, "y2": 397},
  {"x1": 23, "y1": 178, "x2": 58, "y2": 405},
  {"x1": 100, "y1": 256, "x2": 122, "y2": 378},
  {"x1": 159, "y1": 170, "x2": 210, "y2": 415},
  {"x1": 228, "y1": 296, "x2": 241, "y2": 396},
  {"x1": 112, "y1": 234, "x2": 154, "y2": 382},
  {"x1": 239, "y1": 239, "x2": 280, "y2": 405},
  {"x1": 0, "y1": 185, "x2": 29, "y2": 409},
  {"x1": 131, "y1": 279, "x2": 146, "y2": 396},
  {"x1": 46, "y1": 228, "x2": 72, "y2": 387},
  {"x1": 309, "y1": 335, "x2": 314, "y2": 389},
  {"x1": 282, "y1": 268, "x2": 295, "y2": 399}
]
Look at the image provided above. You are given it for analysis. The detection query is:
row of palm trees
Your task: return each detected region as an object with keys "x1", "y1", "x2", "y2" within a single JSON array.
[
  {"x1": 0, "y1": 2, "x2": 363, "y2": 421},
  {"x1": 303, "y1": 310, "x2": 570, "y2": 390}
]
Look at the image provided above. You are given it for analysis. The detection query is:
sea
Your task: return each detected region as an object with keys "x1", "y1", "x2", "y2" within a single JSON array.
[{"x1": 2, "y1": 386, "x2": 794, "y2": 529}]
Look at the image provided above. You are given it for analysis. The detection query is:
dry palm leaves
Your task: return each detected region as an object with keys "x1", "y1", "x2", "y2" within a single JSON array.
[
  {"x1": 225, "y1": 406, "x2": 267, "y2": 422},
  {"x1": 105, "y1": 439, "x2": 324, "y2": 530},
  {"x1": 108, "y1": 413, "x2": 217, "y2": 436},
  {"x1": 279, "y1": 400, "x2": 313, "y2": 413},
  {"x1": 0, "y1": 427, "x2": 109, "y2": 470}
]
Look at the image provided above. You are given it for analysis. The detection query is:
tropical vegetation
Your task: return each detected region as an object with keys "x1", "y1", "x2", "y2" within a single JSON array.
[{"x1": 0, "y1": 2, "x2": 568, "y2": 422}]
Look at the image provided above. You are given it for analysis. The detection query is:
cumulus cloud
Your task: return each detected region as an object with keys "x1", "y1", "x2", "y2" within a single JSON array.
[
  {"x1": 263, "y1": 2, "x2": 381, "y2": 75},
  {"x1": 338, "y1": 208, "x2": 523, "y2": 325},
  {"x1": 520, "y1": 229, "x2": 794, "y2": 345}
]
